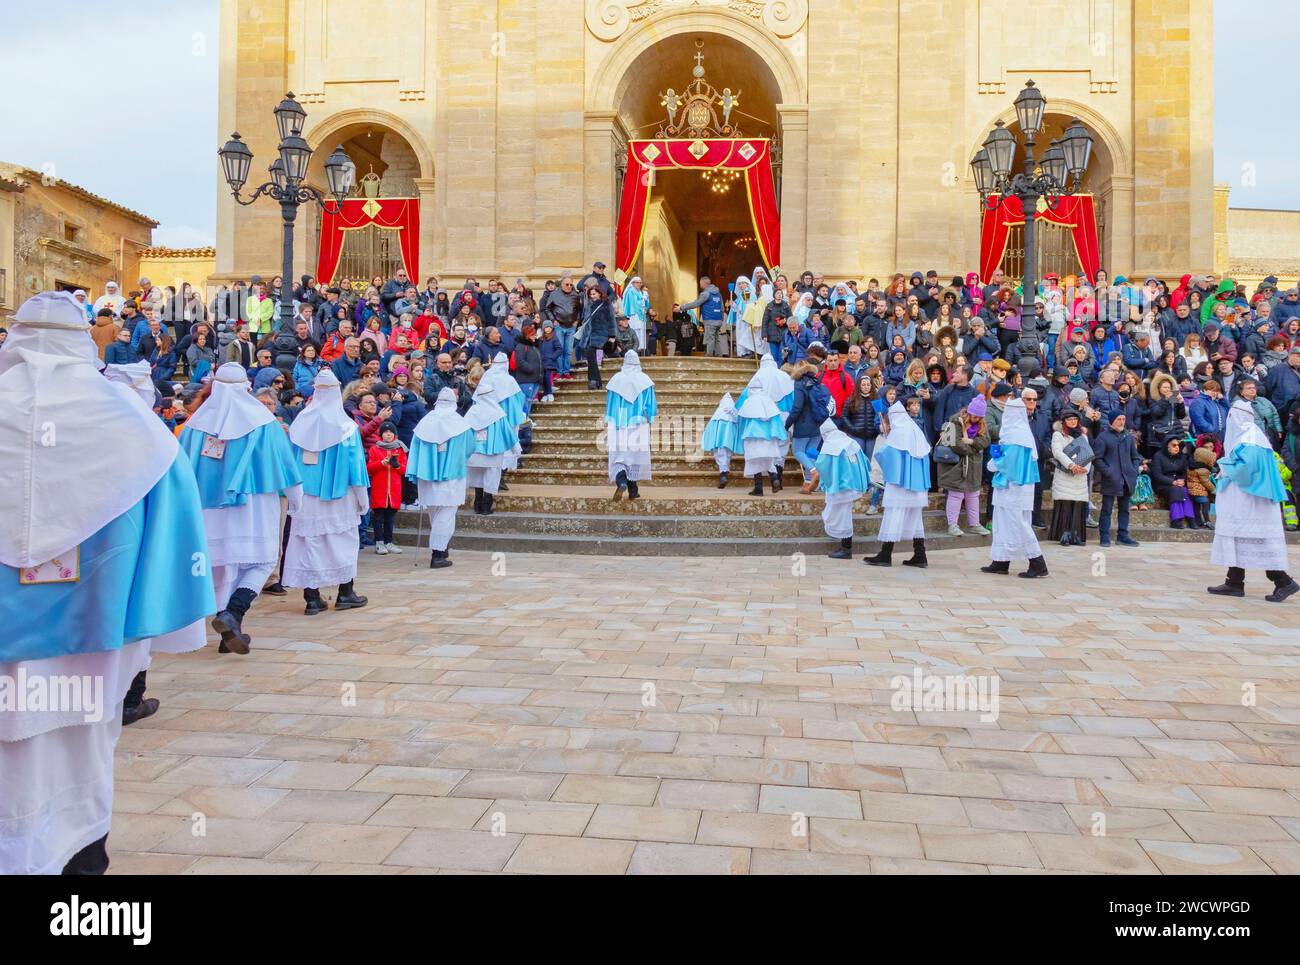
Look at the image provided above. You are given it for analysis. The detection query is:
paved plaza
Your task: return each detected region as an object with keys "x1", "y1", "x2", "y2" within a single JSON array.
[{"x1": 108, "y1": 543, "x2": 1300, "y2": 875}]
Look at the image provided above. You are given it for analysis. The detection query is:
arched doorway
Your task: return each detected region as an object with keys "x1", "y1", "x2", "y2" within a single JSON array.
[
  {"x1": 301, "y1": 112, "x2": 434, "y2": 288},
  {"x1": 995, "y1": 112, "x2": 1117, "y2": 282},
  {"x1": 613, "y1": 33, "x2": 783, "y2": 309}
]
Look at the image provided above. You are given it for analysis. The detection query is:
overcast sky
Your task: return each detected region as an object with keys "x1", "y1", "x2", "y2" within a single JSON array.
[{"x1": 0, "y1": 0, "x2": 1293, "y2": 246}]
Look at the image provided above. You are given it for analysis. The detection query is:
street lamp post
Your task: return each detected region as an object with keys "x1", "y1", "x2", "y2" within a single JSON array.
[
  {"x1": 970, "y1": 80, "x2": 1095, "y2": 334},
  {"x1": 217, "y1": 93, "x2": 354, "y2": 335}
]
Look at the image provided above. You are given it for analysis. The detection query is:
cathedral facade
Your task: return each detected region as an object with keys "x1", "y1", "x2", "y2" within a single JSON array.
[{"x1": 216, "y1": 0, "x2": 1214, "y2": 300}]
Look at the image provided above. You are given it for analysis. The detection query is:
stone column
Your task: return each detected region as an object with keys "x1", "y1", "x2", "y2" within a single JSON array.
[
  {"x1": 1100, "y1": 174, "x2": 1134, "y2": 277},
  {"x1": 414, "y1": 176, "x2": 437, "y2": 281},
  {"x1": 776, "y1": 104, "x2": 808, "y2": 276},
  {"x1": 583, "y1": 111, "x2": 621, "y2": 268}
]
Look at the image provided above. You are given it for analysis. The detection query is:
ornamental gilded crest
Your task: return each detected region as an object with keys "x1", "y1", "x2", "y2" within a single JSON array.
[{"x1": 657, "y1": 41, "x2": 742, "y2": 139}]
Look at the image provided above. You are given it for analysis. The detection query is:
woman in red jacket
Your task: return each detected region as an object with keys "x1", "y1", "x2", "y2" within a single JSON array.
[{"x1": 366, "y1": 421, "x2": 408, "y2": 554}]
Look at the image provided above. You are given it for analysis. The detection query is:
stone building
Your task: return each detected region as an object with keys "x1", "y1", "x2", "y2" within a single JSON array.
[
  {"x1": 216, "y1": 0, "x2": 1215, "y2": 304},
  {"x1": 0, "y1": 163, "x2": 156, "y2": 321}
]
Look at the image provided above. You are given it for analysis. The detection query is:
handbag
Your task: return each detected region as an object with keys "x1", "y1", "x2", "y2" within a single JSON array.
[
  {"x1": 1132, "y1": 471, "x2": 1154, "y2": 505},
  {"x1": 1062, "y1": 434, "x2": 1094, "y2": 467},
  {"x1": 933, "y1": 422, "x2": 960, "y2": 464}
]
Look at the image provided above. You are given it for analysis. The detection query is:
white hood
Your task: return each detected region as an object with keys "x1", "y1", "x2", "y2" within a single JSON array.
[
  {"x1": 183, "y1": 362, "x2": 274, "y2": 440},
  {"x1": 288, "y1": 369, "x2": 356, "y2": 451},
  {"x1": 0, "y1": 291, "x2": 178, "y2": 568}
]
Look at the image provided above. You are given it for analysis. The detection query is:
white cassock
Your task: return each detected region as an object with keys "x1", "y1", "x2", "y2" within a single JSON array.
[
  {"x1": 409, "y1": 388, "x2": 476, "y2": 551},
  {"x1": 465, "y1": 382, "x2": 517, "y2": 494},
  {"x1": 282, "y1": 370, "x2": 369, "y2": 589},
  {"x1": 477, "y1": 352, "x2": 524, "y2": 470},
  {"x1": 1212, "y1": 400, "x2": 1291, "y2": 570},
  {"x1": 815, "y1": 419, "x2": 868, "y2": 539},
  {"x1": 875, "y1": 401, "x2": 930, "y2": 542},
  {"x1": 701, "y1": 391, "x2": 740, "y2": 472},
  {"x1": 604, "y1": 350, "x2": 657, "y2": 482},
  {"x1": 179, "y1": 362, "x2": 303, "y2": 608},
  {"x1": 736, "y1": 384, "x2": 786, "y2": 477},
  {"x1": 0, "y1": 292, "x2": 214, "y2": 874},
  {"x1": 988, "y1": 399, "x2": 1043, "y2": 562}
]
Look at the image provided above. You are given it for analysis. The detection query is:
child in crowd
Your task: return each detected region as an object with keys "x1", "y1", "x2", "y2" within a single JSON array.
[
  {"x1": 701, "y1": 392, "x2": 740, "y2": 488},
  {"x1": 366, "y1": 422, "x2": 408, "y2": 555},
  {"x1": 1186, "y1": 445, "x2": 1217, "y2": 530}
]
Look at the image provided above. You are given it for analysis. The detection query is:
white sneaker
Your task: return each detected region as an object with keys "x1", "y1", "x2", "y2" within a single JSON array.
[
  {"x1": 542, "y1": 394, "x2": 554, "y2": 403},
  {"x1": 375, "y1": 543, "x2": 388, "y2": 555},
  {"x1": 967, "y1": 524, "x2": 991, "y2": 536},
  {"x1": 865, "y1": 504, "x2": 880, "y2": 516},
  {"x1": 947, "y1": 524, "x2": 964, "y2": 537},
  {"x1": 387, "y1": 542, "x2": 403, "y2": 554}
]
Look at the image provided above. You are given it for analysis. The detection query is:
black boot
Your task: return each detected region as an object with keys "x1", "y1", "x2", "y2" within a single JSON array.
[
  {"x1": 1207, "y1": 567, "x2": 1245, "y2": 597},
  {"x1": 613, "y1": 469, "x2": 628, "y2": 502},
  {"x1": 335, "y1": 580, "x2": 368, "y2": 610},
  {"x1": 473, "y1": 487, "x2": 485, "y2": 515},
  {"x1": 828, "y1": 537, "x2": 852, "y2": 560},
  {"x1": 627, "y1": 479, "x2": 640, "y2": 500},
  {"x1": 749, "y1": 475, "x2": 764, "y2": 496},
  {"x1": 864, "y1": 541, "x2": 894, "y2": 566},
  {"x1": 980, "y1": 559, "x2": 1011, "y2": 575},
  {"x1": 212, "y1": 587, "x2": 257, "y2": 655},
  {"x1": 303, "y1": 588, "x2": 327, "y2": 615},
  {"x1": 902, "y1": 537, "x2": 928, "y2": 568},
  {"x1": 718, "y1": 471, "x2": 729, "y2": 489},
  {"x1": 1059, "y1": 531, "x2": 1074, "y2": 547},
  {"x1": 1018, "y1": 556, "x2": 1049, "y2": 579},
  {"x1": 121, "y1": 698, "x2": 160, "y2": 726},
  {"x1": 481, "y1": 492, "x2": 495, "y2": 516},
  {"x1": 262, "y1": 581, "x2": 287, "y2": 596},
  {"x1": 1265, "y1": 573, "x2": 1299, "y2": 603},
  {"x1": 771, "y1": 468, "x2": 784, "y2": 493},
  {"x1": 430, "y1": 548, "x2": 453, "y2": 569}
]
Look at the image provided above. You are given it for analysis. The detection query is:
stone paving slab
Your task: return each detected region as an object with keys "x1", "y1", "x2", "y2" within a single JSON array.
[{"x1": 112, "y1": 543, "x2": 1300, "y2": 874}]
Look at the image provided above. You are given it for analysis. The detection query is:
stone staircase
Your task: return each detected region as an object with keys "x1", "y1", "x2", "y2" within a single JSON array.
[{"x1": 386, "y1": 355, "x2": 1299, "y2": 556}]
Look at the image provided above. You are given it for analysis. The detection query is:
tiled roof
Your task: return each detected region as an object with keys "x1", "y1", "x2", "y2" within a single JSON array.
[{"x1": 139, "y1": 246, "x2": 217, "y2": 259}]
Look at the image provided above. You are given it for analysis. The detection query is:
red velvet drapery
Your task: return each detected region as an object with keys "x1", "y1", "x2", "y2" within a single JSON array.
[
  {"x1": 978, "y1": 194, "x2": 1099, "y2": 285},
  {"x1": 614, "y1": 139, "x2": 780, "y2": 282},
  {"x1": 316, "y1": 197, "x2": 420, "y2": 285}
]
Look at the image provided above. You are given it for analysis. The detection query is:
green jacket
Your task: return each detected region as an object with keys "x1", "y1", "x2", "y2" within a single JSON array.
[{"x1": 1201, "y1": 278, "x2": 1236, "y2": 325}]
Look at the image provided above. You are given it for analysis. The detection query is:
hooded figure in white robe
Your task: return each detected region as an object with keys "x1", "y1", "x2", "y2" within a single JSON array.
[
  {"x1": 604, "y1": 350, "x2": 657, "y2": 499},
  {"x1": 283, "y1": 369, "x2": 370, "y2": 613},
  {"x1": 0, "y1": 291, "x2": 214, "y2": 874},
  {"x1": 982, "y1": 398, "x2": 1048, "y2": 577},
  {"x1": 179, "y1": 362, "x2": 304, "y2": 651},
  {"x1": 865, "y1": 401, "x2": 932, "y2": 566},
  {"x1": 103, "y1": 359, "x2": 157, "y2": 408},
  {"x1": 621, "y1": 277, "x2": 650, "y2": 350},
  {"x1": 729, "y1": 275, "x2": 758, "y2": 358},
  {"x1": 736, "y1": 382, "x2": 787, "y2": 494},
  {"x1": 476, "y1": 352, "x2": 524, "y2": 470},
  {"x1": 465, "y1": 381, "x2": 518, "y2": 514},
  {"x1": 701, "y1": 391, "x2": 740, "y2": 484},
  {"x1": 816, "y1": 418, "x2": 869, "y2": 558},
  {"x1": 408, "y1": 387, "x2": 476, "y2": 567},
  {"x1": 1207, "y1": 399, "x2": 1297, "y2": 601}
]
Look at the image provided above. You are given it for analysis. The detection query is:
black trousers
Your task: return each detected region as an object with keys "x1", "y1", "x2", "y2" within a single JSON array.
[
  {"x1": 62, "y1": 834, "x2": 109, "y2": 875},
  {"x1": 123, "y1": 671, "x2": 146, "y2": 711},
  {"x1": 372, "y1": 507, "x2": 397, "y2": 543},
  {"x1": 1226, "y1": 567, "x2": 1292, "y2": 585},
  {"x1": 585, "y1": 346, "x2": 602, "y2": 384}
]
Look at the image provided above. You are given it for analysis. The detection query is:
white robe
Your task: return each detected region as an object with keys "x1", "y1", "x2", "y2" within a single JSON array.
[
  {"x1": 990, "y1": 482, "x2": 1040, "y2": 561},
  {"x1": 282, "y1": 488, "x2": 367, "y2": 588},
  {"x1": 822, "y1": 490, "x2": 859, "y2": 539},
  {"x1": 1211, "y1": 485, "x2": 1289, "y2": 570}
]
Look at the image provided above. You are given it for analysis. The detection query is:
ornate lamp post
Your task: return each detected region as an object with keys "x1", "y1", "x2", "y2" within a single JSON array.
[
  {"x1": 218, "y1": 93, "x2": 354, "y2": 334},
  {"x1": 971, "y1": 80, "x2": 1095, "y2": 332}
]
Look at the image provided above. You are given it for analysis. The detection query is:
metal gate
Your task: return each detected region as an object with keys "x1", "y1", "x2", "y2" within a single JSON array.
[
  {"x1": 1001, "y1": 218, "x2": 1078, "y2": 283},
  {"x1": 334, "y1": 224, "x2": 405, "y2": 288}
]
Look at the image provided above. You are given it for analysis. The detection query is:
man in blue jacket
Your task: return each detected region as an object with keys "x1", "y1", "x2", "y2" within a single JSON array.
[
  {"x1": 1121, "y1": 331, "x2": 1157, "y2": 378},
  {"x1": 681, "y1": 275, "x2": 726, "y2": 356},
  {"x1": 1092, "y1": 410, "x2": 1144, "y2": 548}
]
